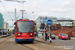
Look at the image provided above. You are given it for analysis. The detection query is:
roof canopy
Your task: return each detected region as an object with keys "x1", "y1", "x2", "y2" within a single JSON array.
[{"x1": 0, "y1": 28, "x2": 6, "y2": 30}]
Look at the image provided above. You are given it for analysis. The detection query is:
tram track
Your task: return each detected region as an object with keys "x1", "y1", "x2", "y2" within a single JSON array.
[
  {"x1": 21, "y1": 44, "x2": 34, "y2": 50},
  {"x1": 19, "y1": 40, "x2": 51, "y2": 50},
  {"x1": 34, "y1": 40, "x2": 51, "y2": 50},
  {"x1": 0, "y1": 35, "x2": 13, "y2": 44}
]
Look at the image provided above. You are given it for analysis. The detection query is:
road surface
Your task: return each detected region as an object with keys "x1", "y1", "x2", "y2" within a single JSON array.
[
  {"x1": 0, "y1": 35, "x2": 73, "y2": 50},
  {"x1": 52, "y1": 37, "x2": 75, "y2": 50}
]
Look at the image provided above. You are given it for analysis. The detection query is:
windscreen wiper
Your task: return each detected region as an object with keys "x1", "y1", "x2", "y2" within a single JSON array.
[
  {"x1": 29, "y1": 27, "x2": 32, "y2": 33},
  {"x1": 20, "y1": 32, "x2": 22, "y2": 34},
  {"x1": 28, "y1": 24, "x2": 33, "y2": 33}
]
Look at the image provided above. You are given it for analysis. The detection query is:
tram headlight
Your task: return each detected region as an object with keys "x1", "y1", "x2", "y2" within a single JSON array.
[
  {"x1": 30, "y1": 33, "x2": 33, "y2": 35},
  {"x1": 17, "y1": 34, "x2": 21, "y2": 36}
]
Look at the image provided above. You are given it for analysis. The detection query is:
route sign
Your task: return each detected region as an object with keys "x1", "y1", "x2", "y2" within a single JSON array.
[{"x1": 47, "y1": 20, "x2": 52, "y2": 25}]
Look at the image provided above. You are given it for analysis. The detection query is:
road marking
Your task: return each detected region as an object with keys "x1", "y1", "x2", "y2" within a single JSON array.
[{"x1": 41, "y1": 43, "x2": 47, "y2": 45}]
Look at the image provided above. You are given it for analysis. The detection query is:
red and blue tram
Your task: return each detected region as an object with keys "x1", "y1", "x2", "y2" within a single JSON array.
[{"x1": 14, "y1": 19, "x2": 36, "y2": 42}]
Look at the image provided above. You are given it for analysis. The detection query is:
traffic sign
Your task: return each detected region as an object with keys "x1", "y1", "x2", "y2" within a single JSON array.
[
  {"x1": 47, "y1": 20, "x2": 52, "y2": 25},
  {"x1": 47, "y1": 20, "x2": 52, "y2": 43}
]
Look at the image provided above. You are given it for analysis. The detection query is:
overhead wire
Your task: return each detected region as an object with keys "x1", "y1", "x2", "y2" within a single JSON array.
[{"x1": 0, "y1": 1, "x2": 12, "y2": 18}]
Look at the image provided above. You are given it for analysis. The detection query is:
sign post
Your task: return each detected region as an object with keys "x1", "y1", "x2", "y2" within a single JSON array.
[{"x1": 47, "y1": 20, "x2": 52, "y2": 43}]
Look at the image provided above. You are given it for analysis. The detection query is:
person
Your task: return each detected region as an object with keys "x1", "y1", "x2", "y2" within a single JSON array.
[
  {"x1": 42, "y1": 31, "x2": 44, "y2": 40},
  {"x1": 45, "y1": 28, "x2": 52, "y2": 43},
  {"x1": 68, "y1": 34, "x2": 71, "y2": 40},
  {"x1": 45, "y1": 31, "x2": 47, "y2": 41},
  {"x1": 36, "y1": 32, "x2": 38, "y2": 37}
]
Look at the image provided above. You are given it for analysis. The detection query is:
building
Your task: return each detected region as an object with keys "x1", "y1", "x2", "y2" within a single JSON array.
[
  {"x1": 36, "y1": 16, "x2": 75, "y2": 31},
  {"x1": 36, "y1": 16, "x2": 57, "y2": 31},
  {"x1": 9, "y1": 26, "x2": 14, "y2": 31},
  {"x1": 72, "y1": 21, "x2": 75, "y2": 26},
  {"x1": 57, "y1": 20, "x2": 73, "y2": 26},
  {"x1": 4, "y1": 22, "x2": 9, "y2": 32},
  {"x1": 0, "y1": 13, "x2": 3, "y2": 28}
]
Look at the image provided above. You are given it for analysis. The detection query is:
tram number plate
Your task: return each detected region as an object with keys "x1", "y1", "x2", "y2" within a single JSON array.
[{"x1": 23, "y1": 39, "x2": 28, "y2": 41}]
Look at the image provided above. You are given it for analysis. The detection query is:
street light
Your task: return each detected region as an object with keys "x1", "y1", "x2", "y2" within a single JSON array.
[
  {"x1": 18, "y1": 1, "x2": 26, "y2": 19},
  {"x1": 20, "y1": 10, "x2": 26, "y2": 19},
  {"x1": 32, "y1": 12, "x2": 34, "y2": 20}
]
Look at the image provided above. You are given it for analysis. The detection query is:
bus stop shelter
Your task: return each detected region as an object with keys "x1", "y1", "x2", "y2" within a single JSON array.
[{"x1": 0, "y1": 28, "x2": 6, "y2": 36}]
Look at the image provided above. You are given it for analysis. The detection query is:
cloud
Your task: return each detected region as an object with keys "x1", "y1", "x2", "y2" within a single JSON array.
[
  {"x1": 38, "y1": 12, "x2": 49, "y2": 16},
  {"x1": 1, "y1": 0, "x2": 75, "y2": 26},
  {"x1": 32, "y1": 1, "x2": 39, "y2": 7},
  {"x1": 62, "y1": 1, "x2": 70, "y2": 6}
]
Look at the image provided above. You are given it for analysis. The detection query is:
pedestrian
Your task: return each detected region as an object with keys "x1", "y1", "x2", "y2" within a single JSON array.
[
  {"x1": 68, "y1": 34, "x2": 71, "y2": 40},
  {"x1": 42, "y1": 32, "x2": 44, "y2": 40},
  {"x1": 45, "y1": 31, "x2": 47, "y2": 41}
]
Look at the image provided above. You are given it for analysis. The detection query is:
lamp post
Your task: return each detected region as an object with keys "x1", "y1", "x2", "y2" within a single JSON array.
[
  {"x1": 20, "y1": 10, "x2": 25, "y2": 19},
  {"x1": 18, "y1": 1, "x2": 26, "y2": 19},
  {"x1": 32, "y1": 12, "x2": 34, "y2": 20}
]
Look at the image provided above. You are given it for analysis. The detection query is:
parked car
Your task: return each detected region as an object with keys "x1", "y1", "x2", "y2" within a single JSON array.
[
  {"x1": 47, "y1": 32, "x2": 56, "y2": 40},
  {"x1": 50, "y1": 33, "x2": 56, "y2": 40},
  {"x1": 58, "y1": 33, "x2": 69, "y2": 40}
]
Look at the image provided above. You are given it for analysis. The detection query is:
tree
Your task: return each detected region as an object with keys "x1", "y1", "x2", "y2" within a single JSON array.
[
  {"x1": 40, "y1": 23, "x2": 45, "y2": 29},
  {"x1": 34, "y1": 28, "x2": 37, "y2": 32}
]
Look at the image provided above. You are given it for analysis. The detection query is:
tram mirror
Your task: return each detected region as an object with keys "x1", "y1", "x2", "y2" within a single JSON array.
[
  {"x1": 14, "y1": 23, "x2": 16, "y2": 25},
  {"x1": 34, "y1": 23, "x2": 36, "y2": 25}
]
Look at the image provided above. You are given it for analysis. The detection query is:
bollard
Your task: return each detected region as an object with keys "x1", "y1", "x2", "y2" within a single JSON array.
[{"x1": 49, "y1": 35, "x2": 52, "y2": 43}]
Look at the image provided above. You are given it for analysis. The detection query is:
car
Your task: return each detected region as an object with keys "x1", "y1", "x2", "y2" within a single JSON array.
[
  {"x1": 47, "y1": 32, "x2": 56, "y2": 40},
  {"x1": 58, "y1": 33, "x2": 69, "y2": 40},
  {"x1": 50, "y1": 33, "x2": 56, "y2": 40}
]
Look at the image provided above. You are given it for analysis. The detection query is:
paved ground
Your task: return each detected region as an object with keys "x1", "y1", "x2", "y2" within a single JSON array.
[
  {"x1": 0, "y1": 35, "x2": 73, "y2": 50},
  {"x1": 52, "y1": 37, "x2": 75, "y2": 50},
  {"x1": 0, "y1": 35, "x2": 8, "y2": 38},
  {"x1": 38, "y1": 34, "x2": 75, "y2": 50}
]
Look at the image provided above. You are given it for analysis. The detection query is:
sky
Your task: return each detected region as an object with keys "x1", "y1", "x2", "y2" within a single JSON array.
[{"x1": 0, "y1": 0, "x2": 75, "y2": 26}]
